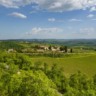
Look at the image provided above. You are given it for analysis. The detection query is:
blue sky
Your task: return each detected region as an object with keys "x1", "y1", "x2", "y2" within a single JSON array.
[{"x1": 0, "y1": 0, "x2": 96, "y2": 39}]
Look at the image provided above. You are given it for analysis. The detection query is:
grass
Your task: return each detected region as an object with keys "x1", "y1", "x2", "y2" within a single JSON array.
[{"x1": 31, "y1": 53, "x2": 96, "y2": 77}]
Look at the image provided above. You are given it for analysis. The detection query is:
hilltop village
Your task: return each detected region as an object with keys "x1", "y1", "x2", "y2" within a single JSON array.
[{"x1": 7, "y1": 44, "x2": 73, "y2": 54}]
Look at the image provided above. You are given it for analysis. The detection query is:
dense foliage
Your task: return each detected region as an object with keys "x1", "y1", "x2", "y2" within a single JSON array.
[
  {"x1": 0, "y1": 41, "x2": 23, "y2": 51},
  {"x1": 0, "y1": 52, "x2": 96, "y2": 96}
]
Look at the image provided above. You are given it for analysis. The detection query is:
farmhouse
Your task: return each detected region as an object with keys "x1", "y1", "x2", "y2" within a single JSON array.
[
  {"x1": 39, "y1": 46, "x2": 49, "y2": 50},
  {"x1": 51, "y1": 46, "x2": 60, "y2": 52}
]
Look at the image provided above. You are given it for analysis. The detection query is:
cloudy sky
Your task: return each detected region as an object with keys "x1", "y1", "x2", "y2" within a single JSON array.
[{"x1": 0, "y1": 0, "x2": 96, "y2": 39}]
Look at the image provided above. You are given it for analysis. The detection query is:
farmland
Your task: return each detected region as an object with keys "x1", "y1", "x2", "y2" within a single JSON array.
[{"x1": 31, "y1": 53, "x2": 96, "y2": 77}]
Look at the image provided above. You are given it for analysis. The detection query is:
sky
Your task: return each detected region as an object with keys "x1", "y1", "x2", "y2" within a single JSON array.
[{"x1": 0, "y1": 0, "x2": 96, "y2": 39}]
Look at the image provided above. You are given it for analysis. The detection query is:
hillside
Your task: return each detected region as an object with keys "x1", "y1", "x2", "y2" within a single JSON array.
[{"x1": 31, "y1": 53, "x2": 96, "y2": 77}]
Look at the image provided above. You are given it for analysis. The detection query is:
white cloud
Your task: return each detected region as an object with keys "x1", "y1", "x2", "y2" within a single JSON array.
[
  {"x1": 76, "y1": 27, "x2": 96, "y2": 38},
  {"x1": 79, "y1": 27, "x2": 95, "y2": 34},
  {"x1": 87, "y1": 14, "x2": 94, "y2": 18},
  {"x1": 69, "y1": 19, "x2": 82, "y2": 22},
  {"x1": 48, "y1": 18, "x2": 64, "y2": 22},
  {"x1": 1, "y1": 0, "x2": 96, "y2": 12},
  {"x1": 25, "y1": 27, "x2": 96, "y2": 39},
  {"x1": 64, "y1": 27, "x2": 96, "y2": 39},
  {"x1": 48, "y1": 18, "x2": 56, "y2": 22},
  {"x1": 0, "y1": 0, "x2": 19, "y2": 8},
  {"x1": 9, "y1": 12, "x2": 27, "y2": 19},
  {"x1": 90, "y1": 7, "x2": 96, "y2": 12},
  {"x1": 26, "y1": 27, "x2": 63, "y2": 35},
  {"x1": 32, "y1": 0, "x2": 96, "y2": 12}
]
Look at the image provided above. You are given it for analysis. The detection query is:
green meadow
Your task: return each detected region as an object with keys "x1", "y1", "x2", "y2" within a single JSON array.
[{"x1": 31, "y1": 53, "x2": 96, "y2": 77}]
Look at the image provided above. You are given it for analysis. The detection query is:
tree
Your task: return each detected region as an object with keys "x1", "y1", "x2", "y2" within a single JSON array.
[
  {"x1": 48, "y1": 46, "x2": 52, "y2": 50},
  {"x1": 60, "y1": 46, "x2": 65, "y2": 51},
  {"x1": 64, "y1": 46, "x2": 67, "y2": 53},
  {"x1": 8, "y1": 70, "x2": 61, "y2": 96},
  {"x1": 70, "y1": 48, "x2": 73, "y2": 53}
]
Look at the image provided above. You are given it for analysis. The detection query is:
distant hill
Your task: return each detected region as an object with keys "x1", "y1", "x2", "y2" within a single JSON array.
[{"x1": 1, "y1": 39, "x2": 96, "y2": 47}]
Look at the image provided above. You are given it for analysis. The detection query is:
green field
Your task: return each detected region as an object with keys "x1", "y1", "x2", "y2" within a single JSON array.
[{"x1": 31, "y1": 53, "x2": 96, "y2": 77}]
